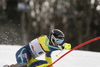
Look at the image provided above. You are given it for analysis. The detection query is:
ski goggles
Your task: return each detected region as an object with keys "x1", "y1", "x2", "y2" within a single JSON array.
[
  {"x1": 52, "y1": 35, "x2": 64, "y2": 44},
  {"x1": 55, "y1": 39, "x2": 64, "y2": 44}
]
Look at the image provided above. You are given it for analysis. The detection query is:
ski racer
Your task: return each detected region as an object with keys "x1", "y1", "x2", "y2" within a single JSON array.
[{"x1": 11, "y1": 29, "x2": 71, "y2": 67}]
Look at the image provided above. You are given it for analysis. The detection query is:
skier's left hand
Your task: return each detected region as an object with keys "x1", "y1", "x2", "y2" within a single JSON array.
[
  {"x1": 63, "y1": 43, "x2": 71, "y2": 49},
  {"x1": 36, "y1": 63, "x2": 49, "y2": 67}
]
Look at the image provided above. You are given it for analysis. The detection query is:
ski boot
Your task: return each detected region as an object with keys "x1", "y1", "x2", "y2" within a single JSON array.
[{"x1": 3, "y1": 63, "x2": 27, "y2": 67}]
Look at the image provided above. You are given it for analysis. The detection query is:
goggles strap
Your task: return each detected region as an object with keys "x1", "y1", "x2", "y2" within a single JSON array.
[{"x1": 51, "y1": 35, "x2": 55, "y2": 45}]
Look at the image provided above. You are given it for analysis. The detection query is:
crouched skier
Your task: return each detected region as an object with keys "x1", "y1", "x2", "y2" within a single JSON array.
[{"x1": 6, "y1": 29, "x2": 71, "y2": 67}]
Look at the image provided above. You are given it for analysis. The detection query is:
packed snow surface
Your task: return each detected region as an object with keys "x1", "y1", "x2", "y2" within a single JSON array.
[{"x1": 0, "y1": 45, "x2": 100, "y2": 67}]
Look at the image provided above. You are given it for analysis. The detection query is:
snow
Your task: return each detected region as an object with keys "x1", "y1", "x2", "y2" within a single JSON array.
[{"x1": 0, "y1": 44, "x2": 100, "y2": 67}]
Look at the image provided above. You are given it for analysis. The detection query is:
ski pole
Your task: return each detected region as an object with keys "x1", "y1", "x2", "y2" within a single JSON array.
[
  {"x1": 56, "y1": 43, "x2": 71, "y2": 57},
  {"x1": 55, "y1": 50, "x2": 64, "y2": 57},
  {"x1": 48, "y1": 37, "x2": 100, "y2": 67}
]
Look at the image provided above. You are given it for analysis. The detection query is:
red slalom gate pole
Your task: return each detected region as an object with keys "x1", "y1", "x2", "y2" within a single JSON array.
[{"x1": 48, "y1": 37, "x2": 100, "y2": 67}]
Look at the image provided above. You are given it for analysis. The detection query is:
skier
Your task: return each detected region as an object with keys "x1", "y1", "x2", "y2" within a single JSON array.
[{"x1": 6, "y1": 29, "x2": 71, "y2": 67}]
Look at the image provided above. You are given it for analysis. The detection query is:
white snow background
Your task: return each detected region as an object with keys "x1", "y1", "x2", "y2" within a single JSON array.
[{"x1": 0, "y1": 45, "x2": 100, "y2": 67}]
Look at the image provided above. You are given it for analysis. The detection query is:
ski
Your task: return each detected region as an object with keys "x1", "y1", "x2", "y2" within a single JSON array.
[
  {"x1": 3, "y1": 65, "x2": 9, "y2": 67},
  {"x1": 3, "y1": 63, "x2": 27, "y2": 67}
]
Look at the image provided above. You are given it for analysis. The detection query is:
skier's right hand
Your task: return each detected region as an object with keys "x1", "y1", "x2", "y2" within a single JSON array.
[{"x1": 63, "y1": 43, "x2": 71, "y2": 49}]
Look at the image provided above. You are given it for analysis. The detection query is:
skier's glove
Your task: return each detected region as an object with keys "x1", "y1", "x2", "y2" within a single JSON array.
[
  {"x1": 36, "y1": 63, "x2": 49, "y2": 67},
  {"x1": 63, "y1": 43, "x2": 71, "y2": 49}
]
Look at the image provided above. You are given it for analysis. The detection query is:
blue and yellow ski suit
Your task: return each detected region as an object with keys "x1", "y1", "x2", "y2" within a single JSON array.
[{"x1": 16, "y1": 35, "x2": 61, "y2": 67}]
